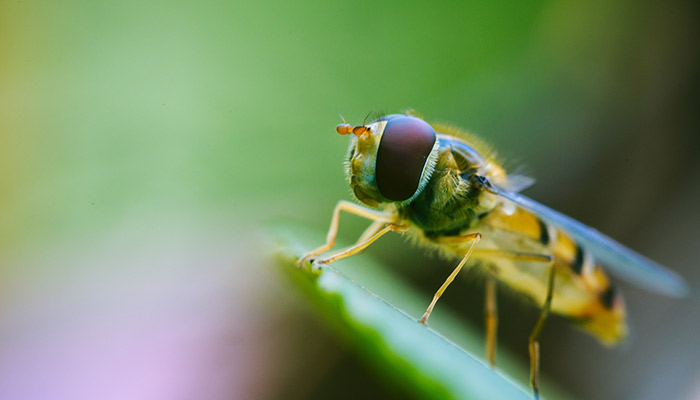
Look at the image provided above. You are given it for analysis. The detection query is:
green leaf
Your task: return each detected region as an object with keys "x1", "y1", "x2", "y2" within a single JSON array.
[{"x1": 273, "y1": 226, "x2": 574, "y2": 400}]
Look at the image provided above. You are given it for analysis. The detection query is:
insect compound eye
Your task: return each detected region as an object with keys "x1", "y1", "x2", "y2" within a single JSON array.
[{"x1": 375, "y1": 115, "x2": 436, "y2": 201}]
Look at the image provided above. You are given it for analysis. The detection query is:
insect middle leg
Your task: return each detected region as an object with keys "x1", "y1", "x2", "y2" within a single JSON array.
[
  {"x1": 419, "y1": 233, "x2": 481, "y2": 325},
  {"x1": 297, "y1": 200, "x2": 398, "y2": 266}
]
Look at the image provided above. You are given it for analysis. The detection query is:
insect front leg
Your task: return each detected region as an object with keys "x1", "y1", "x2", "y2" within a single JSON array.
[
  {"x1": 315, "y1": 223, "x2": 407, "y2": 266},
  {"x1": 419, "y1": 233, "x2": 482, "y2": 325},
  {"x1": 297, "y1": 200, "x2": 398, "y2": 267},
  {"x1": 355, "y1": 219, "x2": 387, "y2": 244}
]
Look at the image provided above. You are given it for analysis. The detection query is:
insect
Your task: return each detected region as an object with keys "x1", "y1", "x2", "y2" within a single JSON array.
[{"x1": 297, "y1": 110, "x2": 687, "y2": 398}]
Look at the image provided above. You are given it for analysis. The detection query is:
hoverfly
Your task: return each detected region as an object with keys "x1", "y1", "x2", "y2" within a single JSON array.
[{"x1": 297, "y1": 111, "x2": 687, "y2": 399}]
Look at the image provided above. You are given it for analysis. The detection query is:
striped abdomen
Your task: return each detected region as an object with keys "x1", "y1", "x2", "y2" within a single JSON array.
[{"x1": 476, "y1": 205, "x2": 628, "y2": 345}]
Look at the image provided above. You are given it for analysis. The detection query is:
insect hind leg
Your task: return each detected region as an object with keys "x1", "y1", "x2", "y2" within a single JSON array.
[
  {"x1": 485, "y1": 275, "x2": 497, "y2": 367},
  {"x1": 529, "y1": 259, "x2": 556, "y2": 400},
  {"x1": 474, "y1": 249, "x2": 553, "y2": 370}
]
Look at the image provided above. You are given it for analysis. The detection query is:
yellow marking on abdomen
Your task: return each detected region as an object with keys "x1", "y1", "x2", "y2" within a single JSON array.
[{"x1": 468, "y1": 204, "x2": 628, "y2": 344}]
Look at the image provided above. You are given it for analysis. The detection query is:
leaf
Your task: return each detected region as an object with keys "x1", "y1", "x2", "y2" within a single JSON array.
[{"x1": 273, "y1": 226, "x2": 574, "y2": 400}]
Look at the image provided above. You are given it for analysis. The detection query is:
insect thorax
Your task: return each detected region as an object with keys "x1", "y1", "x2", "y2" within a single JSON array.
[{"x1": 398, "y1": 144, "x2": 491, "y2": 238}]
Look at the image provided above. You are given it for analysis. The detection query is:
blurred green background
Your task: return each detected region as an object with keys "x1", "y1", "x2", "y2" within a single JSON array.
[{"x1": 1, "y1": 0, "x2": 699, "y2": 399}]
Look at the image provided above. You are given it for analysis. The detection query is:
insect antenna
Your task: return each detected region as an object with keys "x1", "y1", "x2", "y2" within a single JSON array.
[
  {"x1": 333, "y1": 105, "x2": 348, "y2": 124},
  {"x1": 333, "y1": 107, "x2": 375, "y2": 136},
  {"x1": 334, "y1": 106, "x2": 357, "y2": 136}
]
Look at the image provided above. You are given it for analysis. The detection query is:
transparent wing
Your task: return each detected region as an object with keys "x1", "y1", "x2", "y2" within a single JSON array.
[
  {"x1": 502, "y1": 174, "x2": 535, "y2": 193},
  {"x1": 491, "y1": 186, "x2": 689, "y2": 297}
]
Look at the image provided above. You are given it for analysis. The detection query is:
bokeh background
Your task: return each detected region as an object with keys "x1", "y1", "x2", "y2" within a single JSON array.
[{"x1": 1, "y1": 1, "x2": 699, "y2": 399}]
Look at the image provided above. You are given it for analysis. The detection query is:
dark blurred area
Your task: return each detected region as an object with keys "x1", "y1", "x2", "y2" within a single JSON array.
[{"x1": 1, "y1": 0, "x2": 699, "y2": 399}]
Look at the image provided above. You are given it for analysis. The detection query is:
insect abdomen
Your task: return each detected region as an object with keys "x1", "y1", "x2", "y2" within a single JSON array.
[
  {"x1": 550, "y1": 224, "x2": 627, "y2": 344},
  {"x1": 485, "y1": 206, "x2": 628, "y2": 345}
]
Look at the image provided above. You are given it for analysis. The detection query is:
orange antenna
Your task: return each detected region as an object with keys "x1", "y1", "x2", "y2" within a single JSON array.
[
  {"x1": 333, "y1": 106, "x2": 348, "y2": 124},
  {"x1": 334, "y1": 108, "x2": 372, "y2": 137},
  {"x1": 334, "y1": 106, "x2": 353, "y2": 135}
]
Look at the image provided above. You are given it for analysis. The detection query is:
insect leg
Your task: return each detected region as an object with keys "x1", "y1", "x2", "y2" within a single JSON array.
[
  {"x1": 419, "y1": 233, "x2": 482, "y2": 325},
  {"x1": 474, "y1": 250, "x2": 552, "y2": 368},
  {"x1": 471, "y1": 249, "x2": 552, "y2": 264},
  {"x1": 315, "y1": 224, "x2": 407, "y2": 265},
  {"x1": 297, "y1": 200, "x2": 397, "y2": 266},
  {"x1": 485, "y1": 275, "x2": 497, "y2": 367},
  {"x1": 529, "y1": 259, "x2": 556, "y2": 400},
  {"x1": 355, "y1": 219, "x2": 387, "y2": 244}
]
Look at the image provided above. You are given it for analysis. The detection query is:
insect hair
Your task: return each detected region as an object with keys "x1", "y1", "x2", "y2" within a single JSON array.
[{"x1": 368, "y1": 109, "x2": 388, "y2": 124}]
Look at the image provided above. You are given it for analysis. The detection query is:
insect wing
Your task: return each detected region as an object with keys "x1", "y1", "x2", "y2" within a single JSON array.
[
  {"x1": 502, "y1": 174, "x2": 535, "y2": 193},
  {"x1": 492, "y1": 187, "x2": 689, "y2": 297}
]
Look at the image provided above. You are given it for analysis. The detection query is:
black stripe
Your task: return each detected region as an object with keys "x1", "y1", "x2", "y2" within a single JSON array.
[
  {"x1": 600, "y1": 284, "x2": 617, "y2": 309},
  {"x1": 572, "y1": 244, "x2": 584, "y2": 274},
  {"x1": 537, "y1": 218, "x2": 550, "y2": 245}
]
